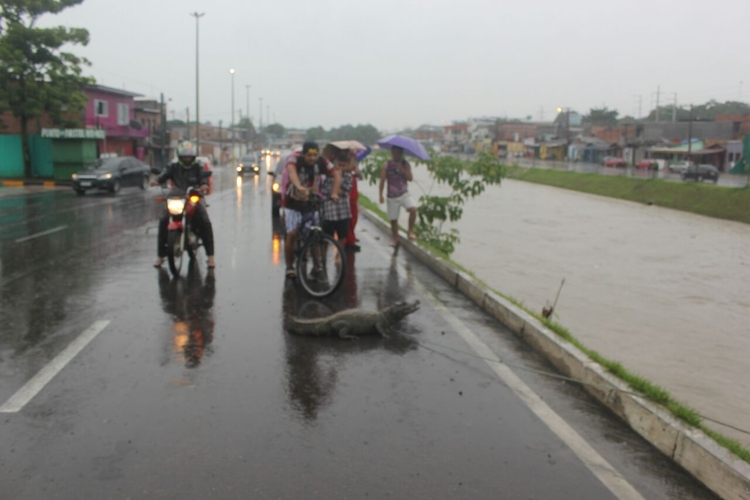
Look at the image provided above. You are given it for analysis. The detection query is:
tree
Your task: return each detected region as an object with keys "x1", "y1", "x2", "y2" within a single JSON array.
[
  {"x1": 264, "y1": 123, "x2": 285, "y2": 137},
  {"x1": 0, "y1": 0, "x2": 93, "y2": 177},
  {"x1": 306, "y1": 126, "x2": 326, "y2": 141},
  {"x1": 238, "y1": 117, "x2": 256, "y2": 139},
  {"x1": 361, "y1": 151, "x2": 505, "y2": 255},
  {"x1": 584, "y1": 107, "x2": 619, "y2": 127},
  {"x1": 328, "y1": 124, "x2": 380, "y2": 145}
]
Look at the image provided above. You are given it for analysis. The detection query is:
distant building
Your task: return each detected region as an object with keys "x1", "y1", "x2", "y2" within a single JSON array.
[
  {"x1": 84, "y1": 84, "x2": 149, "y2": 159},
  {"x1": 443, "y1": 123, "x2": 468, "y2": 147}
]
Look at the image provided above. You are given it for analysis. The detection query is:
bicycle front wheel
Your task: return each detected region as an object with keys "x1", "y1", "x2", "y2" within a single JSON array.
[{"x1": 296, "y1": 232, "x2": 346, "y2": 298}]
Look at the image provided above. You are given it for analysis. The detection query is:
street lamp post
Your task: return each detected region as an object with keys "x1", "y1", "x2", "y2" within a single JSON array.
[
  {"x1": 191, "y1": 12, "x2": 204, "y2": 154},
  {"x1": 230, "y1": 68, "x2": 236, "y2": 165},
  {"x1": 245, "y1": 84, "x2": 251, "y2": 149}
]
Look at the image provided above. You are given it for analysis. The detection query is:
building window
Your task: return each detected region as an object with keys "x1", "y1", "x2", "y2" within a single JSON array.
[
  {"x1": 95, "y1": 100, "x2": 108, "y2": 117},
  {"x1": 117, "y1": 103, "x2": 129, "y2": 126}
]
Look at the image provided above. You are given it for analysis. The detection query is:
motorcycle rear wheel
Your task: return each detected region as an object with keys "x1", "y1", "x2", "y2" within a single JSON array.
[{"x1": 167, "y1": 230, "x2": 185, "y2": 277}]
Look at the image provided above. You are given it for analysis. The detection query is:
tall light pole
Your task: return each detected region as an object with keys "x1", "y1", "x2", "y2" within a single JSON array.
[
  {"x1": 259, "y1": 97, "x2": 263, "y2": 134},
  {"x1": 230, "y1": 68, "x2": 236, "y2": 164},
  {"x1": 245, "y1": 85, "x2": 251, "y2": 148},
  {"x1": 190, "y1": 12, "x2": 204, "y2": 153}
]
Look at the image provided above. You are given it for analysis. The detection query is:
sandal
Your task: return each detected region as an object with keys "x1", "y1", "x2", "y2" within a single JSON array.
[{"x1": 285, "y1": 267, "x2": 297, "y2": 279}]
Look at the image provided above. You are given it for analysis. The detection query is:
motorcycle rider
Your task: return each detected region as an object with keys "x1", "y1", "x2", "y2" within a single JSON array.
[{"x1": 152, "y1": 141, "x2": 216, "y2": 269}]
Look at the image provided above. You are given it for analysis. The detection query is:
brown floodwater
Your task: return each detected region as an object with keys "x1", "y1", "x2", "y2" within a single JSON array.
[{"x1": 359, "y1": 169, "x2": 750, "y2": 448}]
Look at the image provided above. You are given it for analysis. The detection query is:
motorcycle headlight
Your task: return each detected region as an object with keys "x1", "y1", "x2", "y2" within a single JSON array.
[
  {"x1": 167, "y1": 198, "x2": 186, "y2": 215},
  {"x1": 98, "y1": 173, "x2": 112, "y2": 180},
  {"x1": 237, "y1": 166, "x2": 242, "y2": 171},
  {"x1": 72, "y1": 173, "x2": 78, "y2": 180},
  {"x1": 189, "y1": 194, "x2": 201, "y2": 203},
  {"x1": 272, "y1": 182, "x2": 280, "y2": 193}
]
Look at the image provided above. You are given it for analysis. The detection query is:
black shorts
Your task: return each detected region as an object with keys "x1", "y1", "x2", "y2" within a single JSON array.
[{"x1": 323, "y1": 219, "x2": 350, "y2": 239}]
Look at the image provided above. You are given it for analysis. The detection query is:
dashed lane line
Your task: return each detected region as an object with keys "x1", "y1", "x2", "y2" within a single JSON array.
[
  {"x1": 14, "y1": 225, "x2": 68, "y2": 244},
  {"x1": 0, "y1": 320, "x2": 111, "y2": 413}
]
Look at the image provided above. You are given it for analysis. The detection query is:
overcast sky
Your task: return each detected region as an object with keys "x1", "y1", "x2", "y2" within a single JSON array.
[{"x1": 42, "y1": 0, "x2": 750, "y2": 131}]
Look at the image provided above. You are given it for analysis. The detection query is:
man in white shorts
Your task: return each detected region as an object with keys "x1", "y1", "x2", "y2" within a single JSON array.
[{"x1": 379, "y1": 146, "x2": 417, "y2": 246}]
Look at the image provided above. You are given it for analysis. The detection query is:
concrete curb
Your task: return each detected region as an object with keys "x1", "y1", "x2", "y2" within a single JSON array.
[
  {"x1": 1, "y1": 179, "x2": 69, "y2": 188},
  {"x1": 359, "y1": 206, "x2": 750, "y2": 500}
]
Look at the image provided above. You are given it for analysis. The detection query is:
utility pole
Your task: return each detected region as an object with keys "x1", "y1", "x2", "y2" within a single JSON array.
[
  {"x1": 672, "y1": 93, "x2": 677, "y2": 123},
  {"x1": 238, "y1": 109, "x2": 243, "y2": 154},
  {"x1": 190, "y1": 12, "x2": 205, "y2": 154},
  {"x1": 219, "y1": 120, "x2": 223, "y2": 165},
  {"x1": 160, "y1": 93, "x2": 167, "y2": 169},
  {"x1": 267, "y1": 105, "x2": 270, "y2": 127},
  {"x1": 230, "y1": 68, "x2": 236, "y2": 164},
  {"x1": 687, "y1": 105, "x2": 694, "y2": 159},
  {"x1": 633, "y1": 94, "x2": 643, "y2": 120},
  {"x1": 655, "y1": 85, "x2": 661, "y2": 122},
  {"x1": 245, "y1": 84, "x2": 251, "y2": 148},
  {"x1": 259, "y1": 97, "x2": 263, "y2": 133},
  {"x1": 186, "y1": 107, "x2": 190, "y2": 140}
]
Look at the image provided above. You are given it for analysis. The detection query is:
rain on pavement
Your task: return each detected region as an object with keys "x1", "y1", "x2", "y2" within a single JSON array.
[{"x1": 0, "y1": 161, "x2": 720, "y2": 499}]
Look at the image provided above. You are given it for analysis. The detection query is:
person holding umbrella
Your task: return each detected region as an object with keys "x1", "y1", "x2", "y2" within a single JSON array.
[{"x1": 379, "y1": 145, "x2": 418, "y2": 246}]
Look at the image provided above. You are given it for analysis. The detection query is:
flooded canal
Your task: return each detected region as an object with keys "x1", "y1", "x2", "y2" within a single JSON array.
[{"x1": 359, "y1": 167, "x2": 750, "y2": 448}]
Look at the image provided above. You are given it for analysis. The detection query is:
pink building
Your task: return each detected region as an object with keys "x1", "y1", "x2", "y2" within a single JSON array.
[{"x1": 84, "y1": 84, "x2": 149, "y2": 159}]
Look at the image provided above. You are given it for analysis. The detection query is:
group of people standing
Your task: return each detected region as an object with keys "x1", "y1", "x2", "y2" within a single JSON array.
[{"x1": 281, "y1": 140, "x2": 417, "y2": 279}]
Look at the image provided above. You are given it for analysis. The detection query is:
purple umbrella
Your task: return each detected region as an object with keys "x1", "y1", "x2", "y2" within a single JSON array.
[{"x1": 376, "y1": 135, "x2": 431, "y2": 161}]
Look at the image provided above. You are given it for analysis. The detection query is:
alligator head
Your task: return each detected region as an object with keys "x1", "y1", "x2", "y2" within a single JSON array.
[{"x1": 383, "y1": 300, "x2": 421, "y2": 323}]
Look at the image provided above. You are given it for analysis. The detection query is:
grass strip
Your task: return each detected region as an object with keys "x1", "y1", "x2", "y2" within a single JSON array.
[
  {"x1": 359, "y1": 193, "x2": 750, "y2": 464},
  {"x1": 504, "y1": 165, "x2": 750, "y2": 225}
]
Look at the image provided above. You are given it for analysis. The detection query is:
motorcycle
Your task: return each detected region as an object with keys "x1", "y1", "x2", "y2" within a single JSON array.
[{"x1": 163, "y1": 185, "x2": 207, "y2": 278}]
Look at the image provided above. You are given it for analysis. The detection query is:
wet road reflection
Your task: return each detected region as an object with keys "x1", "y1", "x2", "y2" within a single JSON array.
[
  {"x1": 280, "y1": 248, "x2": 416, "y2": 424},
  {"x1": 158, "y1": 262, "x2": 216, "y2": 368}
]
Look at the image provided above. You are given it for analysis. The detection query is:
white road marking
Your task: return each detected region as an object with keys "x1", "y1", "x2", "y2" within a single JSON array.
[
  {"x1": 0, "y1": 320, "x2": 111, "y2": 413},
  {"x1": 14, "y1": 225, "x2": 68, "y2": 243},
  {"x1": 361, "y1": 231, "x2": 646, "y2": 500}
]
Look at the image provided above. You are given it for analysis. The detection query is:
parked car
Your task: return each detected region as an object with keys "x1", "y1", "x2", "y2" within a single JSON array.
[
  {"x1": 668, "y1": 161, "x2": 694, "y2": 174},
  {"x1": 681, "y1": 164, "x2": 719, "y2": 183},
  {"x1": 636, "y1": 159, "x2": 658, "y2": 170},
  {"x1": 236, "y1": 153, "x2": 260, "y2": 176},
  {"x1": 603, "y1": 156, "x2": 627, "y2": 168},
  {"x1": 72, "y1": 156, "x2": 150, "y2": 195}
]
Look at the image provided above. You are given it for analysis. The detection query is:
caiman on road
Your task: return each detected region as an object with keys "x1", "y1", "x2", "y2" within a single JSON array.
[{"x1": 287, "y1": 300, "x2": 421, "y2": 339}]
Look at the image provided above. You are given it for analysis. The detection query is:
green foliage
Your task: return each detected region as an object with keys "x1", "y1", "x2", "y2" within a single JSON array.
[
  {"x1": 505, "y1": 165, "x2": 750, "y2": 225},
  {"x1": 328, "y1": 124, "x2": 380, "y2": 145},
  {"x1": 361, "y1": 150, "x2": 505, "y2": 255},
  {"x1": 584, "y1": 107, "x2": 619, "y2": 126},
  {"x1": 305, "y1": 125, "x2": 326, "y2": 141},
  {"x1": 301, "y1": 123, "x2": 381, "y2": 145},
  {"x1": 0, "y1": 0, "x2": 93, "y2": 175},
  {"x1": 238, "y1": 116, "x2": 256, "y2": 137},
  {"x1": 264, "y1": 122, "x2": 284, "y2": 137},
  {"x1": 645, "y1": 100, "x2": 750, "y2": 122}
]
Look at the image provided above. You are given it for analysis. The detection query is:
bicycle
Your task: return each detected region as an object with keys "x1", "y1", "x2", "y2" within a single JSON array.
[{"x1": 293, "y1": 196, "x2": 346, "y2": 298}]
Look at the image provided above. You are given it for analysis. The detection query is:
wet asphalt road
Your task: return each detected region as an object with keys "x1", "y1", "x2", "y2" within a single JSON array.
[{"x1": 0, "y1": 166, "x2": 720, "y2": 499}]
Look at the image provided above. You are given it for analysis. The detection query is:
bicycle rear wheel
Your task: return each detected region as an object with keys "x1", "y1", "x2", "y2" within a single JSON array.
[{"x1": 296, "y1": 232, "x2": 346, "y2": 298}]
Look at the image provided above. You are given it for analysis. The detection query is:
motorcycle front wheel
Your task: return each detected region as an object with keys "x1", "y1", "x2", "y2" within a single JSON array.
[
  {"x1": 167, "y1": 230, "x2": 185, "y2": 278},
  {"x1": 296, "y1": 231, "x2": 346, "y2": 298}
]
